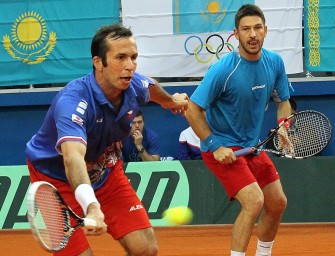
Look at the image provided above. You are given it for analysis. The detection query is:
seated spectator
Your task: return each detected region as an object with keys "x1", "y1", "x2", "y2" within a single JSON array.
[
  {"x1": 178, "y1": 126, "x2": 202, "y2": 160},
  {"x1": 122, "y1": 111, "x2": 160, "y2": 162}
]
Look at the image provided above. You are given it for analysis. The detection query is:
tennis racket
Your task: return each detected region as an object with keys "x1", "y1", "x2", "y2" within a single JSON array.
[
  {"x1": 234, "y1": 110, "x2": 332, "y2": 159},
  {"x1": 27, "y1": 181, "x2": 97, "y2": 252}
]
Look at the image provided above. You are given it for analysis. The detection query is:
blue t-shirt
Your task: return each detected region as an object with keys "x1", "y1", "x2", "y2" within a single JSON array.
[
  {"x1": 25, "y1": 71, "x2": 153, "y2": 189},
  {"x1": 122, "y1": 127, "x2": 159, "y2": 162},
  {"x1": 191, "y1": 48, "x2": 290, "y2": 151}
]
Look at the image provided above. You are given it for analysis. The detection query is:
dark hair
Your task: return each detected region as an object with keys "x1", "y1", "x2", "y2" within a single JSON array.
[
  {"x1": 235, "y1": 4, "x2": 265, "y2": 29},
  {"x1": 136, "y1": 110, "x2": 144, "y2": 119},
  {"x1": 91, "y1": 24, "x2": 133, "y2": 68}
]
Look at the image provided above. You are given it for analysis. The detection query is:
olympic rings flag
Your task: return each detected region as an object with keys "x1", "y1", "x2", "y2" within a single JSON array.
[{"x1": 121, "y1": 0, "x2": 303, "y2": 78}]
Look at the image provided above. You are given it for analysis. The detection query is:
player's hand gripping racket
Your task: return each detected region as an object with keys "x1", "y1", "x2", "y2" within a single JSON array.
[
  {"x1": 27, "y1": 181, "x2": 97, "y2": 252},
  {"x1": 234, "y1": 110, "x2": 332, "y2": 159}
]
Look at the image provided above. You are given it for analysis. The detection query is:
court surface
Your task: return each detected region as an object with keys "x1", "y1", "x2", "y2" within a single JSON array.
[{"x1": 0, "y1": 223, "x2": 334, "y2": 255}]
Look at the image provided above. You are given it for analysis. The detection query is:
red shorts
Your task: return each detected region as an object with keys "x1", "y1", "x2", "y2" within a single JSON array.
[
  {"x1": 202, "y1": 148, "x2": 279, "y2": 200},
  {"x1": 27, "y1": 160, "x2": 151, "y2": 256}
]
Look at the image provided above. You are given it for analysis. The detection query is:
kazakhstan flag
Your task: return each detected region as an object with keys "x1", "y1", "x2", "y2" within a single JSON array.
[
  {"x1": 0, "y1": 0, "x2": 119, "y2": 87},
  {"x1": 173, "y1": 0, "x2": 254, "y2": 34}
]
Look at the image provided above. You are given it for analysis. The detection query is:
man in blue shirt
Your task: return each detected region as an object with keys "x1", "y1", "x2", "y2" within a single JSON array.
[
  {"x1": 178, "y1": 126, "x2": 202, "y2": 160},
  {"x1": 122, "y1": 111, "x2": 160, "y2": 161},
  {"x1": 186, "y1": 4, "x2": 292, "y2": 256},
  {"x1": 26, "y1": 24, "x2": 188, "y2": 256}
]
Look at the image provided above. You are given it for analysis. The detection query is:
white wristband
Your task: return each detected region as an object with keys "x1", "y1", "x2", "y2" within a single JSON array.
[{"x1": 75, "y1": 184, "x2": 99, "y2": 216}]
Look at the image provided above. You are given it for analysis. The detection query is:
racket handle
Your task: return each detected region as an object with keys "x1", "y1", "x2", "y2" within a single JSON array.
[
  {"x1": 234, "y1": 147, "x2": 253, "y2": 157},
  {"x1": 83, "y1": 218, "x2": 97, "y2": 228}
]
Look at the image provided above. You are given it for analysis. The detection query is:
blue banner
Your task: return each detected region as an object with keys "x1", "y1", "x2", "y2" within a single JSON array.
[
  {"x1": 304, "y1": 0, "x2": 335, "y2": 71},
  {"x1": 173, "y1": 0, "x2": 254, "y2": 34},
  {"x1": 0, "y1": 0, "x2": 119, "y2": 87}
]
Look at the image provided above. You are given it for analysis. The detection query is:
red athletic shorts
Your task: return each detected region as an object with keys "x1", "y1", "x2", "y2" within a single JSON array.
[
  {"x1": 27, "y1": 160, "x2": 151, "y2": 256},
  {"x1": 201, "y1": 147, "x2": 279, "y2": 200}
]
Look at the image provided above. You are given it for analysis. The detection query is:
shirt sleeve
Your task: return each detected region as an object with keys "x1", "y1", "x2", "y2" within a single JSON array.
[
  {"x1": 131, "y1": 72, "x2": 155, "y2": 104},
  {"x1": 54, "y1": 89, "x2": 89, "y2": 152},
  {"x1": 272, "y1": 54, "x2": 290, "y2": 102},
  {"x1": 190, "y1": 61, "x2": 225, "y2": 109}
]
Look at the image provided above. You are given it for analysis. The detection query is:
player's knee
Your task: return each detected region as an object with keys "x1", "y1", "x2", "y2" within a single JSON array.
[
  {"x1": 243, "y1": 195, "x2": 264, "y2": 218},
  {"x1": 250, "y1": 196, "x2": 264, "y2": 214},
  {"x1": 146, "y1": 243, "x2": 159, "y2": 256},
  {"x1": 125, "y1": 235, "x2": 158, "y2": 256},
  {"x1": 129, "y1": 243, "x2": 158, "y2": 256},
  {"x1": 266, "y1": 194, "x2": 287, "y2": 217},
  {"x1": 275, "y1": 194, "x2": 287, "y2": 213}
]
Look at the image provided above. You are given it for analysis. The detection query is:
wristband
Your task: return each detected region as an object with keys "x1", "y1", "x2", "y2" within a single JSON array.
[
  {"x1": 75, "y1": 184, "x2": 100, "y2": 215},
  {"x1": 278, "y1": 117, "x2": 290, "y2": 129},
  {"x1": 203, "y1": 134, "x2": 222, "y2": 152}
]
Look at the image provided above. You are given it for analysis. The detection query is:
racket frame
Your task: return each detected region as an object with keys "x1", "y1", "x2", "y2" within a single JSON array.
[
  {"x1": 234, "y1": 110, "x2": 332, "y2": 159},
  {"x1": 27, "y1": 181, "x2": 87, "y2": 252}
]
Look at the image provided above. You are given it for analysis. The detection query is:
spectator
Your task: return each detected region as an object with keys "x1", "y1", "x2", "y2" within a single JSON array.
[
  {"x1": 178, "y1": 126, "x2": 202, "y2": 160},
  {"x1": 122, "y1": 111, "x2": 160, "y2": 162}
]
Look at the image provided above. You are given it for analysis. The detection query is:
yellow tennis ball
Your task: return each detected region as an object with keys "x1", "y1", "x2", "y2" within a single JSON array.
[{"x1": 162, "y1": 206, "x2": 193, "y2": 225}]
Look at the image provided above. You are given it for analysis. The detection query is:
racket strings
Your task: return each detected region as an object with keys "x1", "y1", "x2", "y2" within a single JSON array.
[
  {"x1": 34, "y1": 185, "x2": 70, "y2": 250},
  {"x1": 275, "y1": 111, "x2": 332, "y2": 157}
]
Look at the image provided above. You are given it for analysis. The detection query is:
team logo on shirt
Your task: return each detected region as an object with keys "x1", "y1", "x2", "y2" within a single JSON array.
[
  {"x1": 127, "y1": 110, "x2": 133, "y2": 119},
  {"x1": 141, "y1": 80, "x2": 150, "y2": 88},
  {"x1": 76, "y1": 100, "x2": 87, "y2": 115},
  {"x1": 96, "y1": 117, "x2": 103, "y2": 123},
  {"x1": 252, "y1": 84, "x2": 266, "y2": 91},
  {"x1": 71, "y1": 114, "x2": 83, "y2": 125}
]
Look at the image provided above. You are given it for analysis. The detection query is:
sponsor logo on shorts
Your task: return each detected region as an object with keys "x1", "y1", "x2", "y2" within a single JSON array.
[{"x1": 129, "y1": 204, "x2": 143, "y2": 212}]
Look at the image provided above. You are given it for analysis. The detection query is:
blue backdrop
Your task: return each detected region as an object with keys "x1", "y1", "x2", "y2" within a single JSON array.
[{"x1": 0, "y1": 80, "x2": 334, "y2": 165}]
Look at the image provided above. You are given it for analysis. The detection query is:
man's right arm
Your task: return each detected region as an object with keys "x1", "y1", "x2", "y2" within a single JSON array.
[
  {"x1": 60, "y1": 141, "x2": 106, "y2": 234},
  {"x1": 186, "y1": 100, "x2": 235, "y2": 164}
]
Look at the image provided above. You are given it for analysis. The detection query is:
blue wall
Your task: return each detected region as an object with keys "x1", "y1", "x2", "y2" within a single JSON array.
[{"x1": 0, "y1": 79, "x2": 334, "y2": 165}]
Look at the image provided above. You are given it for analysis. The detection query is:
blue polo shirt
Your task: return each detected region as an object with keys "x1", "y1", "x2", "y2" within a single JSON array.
[
  {"x1": 26, "y1": 72, "x2": 153, "y2": 189},
  {"x1": 191, "y1": 48, "x2": 290, "y2": 151},
  {"x1": 122, "y1": 127, "x2": 160, "y2": 162}
]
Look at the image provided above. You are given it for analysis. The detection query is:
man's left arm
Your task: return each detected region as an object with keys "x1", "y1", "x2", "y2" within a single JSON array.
[{"x1": 277, "y1": 99, "x2": 292, "y2": 120}]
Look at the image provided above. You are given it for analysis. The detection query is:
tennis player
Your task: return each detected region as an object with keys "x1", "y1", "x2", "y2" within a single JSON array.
[
  {"x1": 186, "y1": 4, "x2": 292, "y2": 256},
  {"x1": 26, "y1": 24, "x2": 188, "y2": 256}
]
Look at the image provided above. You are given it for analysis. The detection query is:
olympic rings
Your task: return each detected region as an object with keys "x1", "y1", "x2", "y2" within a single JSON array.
[
  {"x1": 184, "y1": 36, "x2": 203, "y2": 55},
  {"x1": 184, "y1": 33, "x2": 236, "y2": 63},
  {"x1": 205, "y1": 34, "x2": 224, "y2": 54},
  {"x1": 195, "y1": 43, "x2": 214, "y2": 64},
  {"x1": 216, "y1": 42, "x2": 234, "y2": 59}
]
